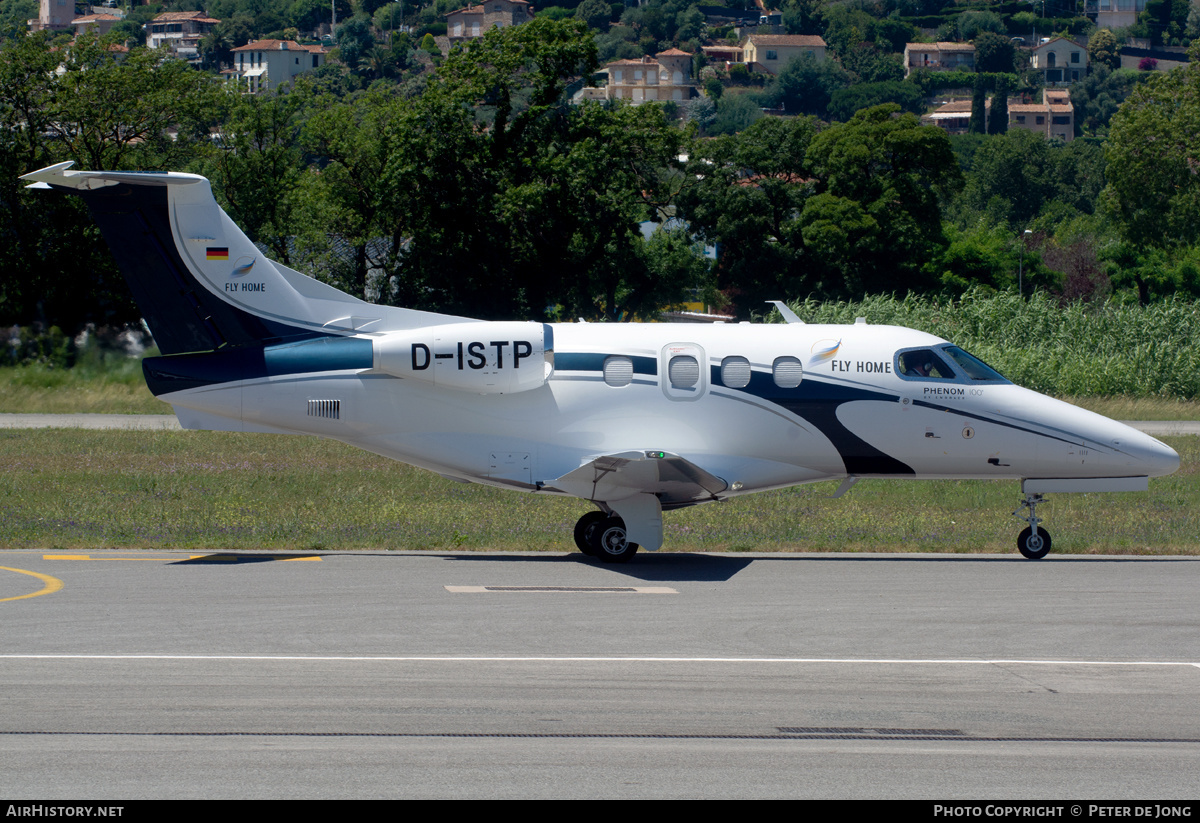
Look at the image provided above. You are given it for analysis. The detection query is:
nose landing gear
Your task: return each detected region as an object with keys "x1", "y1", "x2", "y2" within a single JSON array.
[{"x1": 1014, "y1": 493, "x2": 1052, "y2": 559}]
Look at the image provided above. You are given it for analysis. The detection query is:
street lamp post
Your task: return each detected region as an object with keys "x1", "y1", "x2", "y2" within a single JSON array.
[{"x1": 1018, "y1": 228, "x2": 1032, "y2": 296}]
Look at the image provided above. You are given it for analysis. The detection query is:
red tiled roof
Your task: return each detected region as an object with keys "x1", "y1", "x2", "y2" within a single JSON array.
[
  {"x1": 232, "y1": 39, "x2": 327, "y2": 53},
  {"x1": 151, "y1": 11, "x2": 216, "y2": 21},
  {"x1": 745, "y1": 34, "x2": 825, "y2": 47}
]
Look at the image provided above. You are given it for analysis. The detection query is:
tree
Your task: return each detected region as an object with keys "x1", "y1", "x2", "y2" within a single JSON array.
[
  {"x1": 335, "y1": 14, "x2": 375, "y2": 73},
  {"x1": 827, "y1": 81, "x2": 924, "y2": 122},
  {"x1": 969, "y1": 75, "x2": 987, "y2": 135},
  {"x1": 1105, "y1": 42, "x2": 1200, "y2": 258},
  {"x1": 45, "y1": 36, "x2": 222, "y2": 171},
  {"x1": 1088, "y1": 28, "x2": 1120, "y2": 71},
  {"x1": 781, "y1": 0, "x2": 823, "y2": 36},
  {"x1": 988, "y1": 76, "x2": 1009, "y2": 135},
  {"x1": 575, "y1": 0, "x2": 612, "y2": 31},
  {"x1": 952, "y1": 129, "x2": 1106, "y2": 230},
  {"x1": 954, "y1": 10, "x2": 1005, "y2": 40},
  {"x1": 762, "y1": 52, "x2": 850, "y2": 118},
  {"x1": 306, "y1": 19, "x2": 703, "y2": 321},
  {"x1": 708, "y1": 93, "x2": 762, "y2": 134},
  {"x1": 1071, "y1": 65, "x2": 1150, "y2": 136},
  {"x1": 676, "y1": 117, "x2": 819, "y2": 313},
  {"x1": 974, "y1": 31, "x2": 1015, "y2": 74},
  {"x1": 841, "y1": 42, "x2": 904, "y2": 85},
  {"x1": 203, "y1": 84, "x2": 310, "y2": 266},
  {"x1": 0, "y1": 34, "x2": 219, "y2": 332},
  {"x1": 804, "y1": 105, "x2": 961, "y2": 297},
  {"x1": 678, "y1": 106, "x2": 961, "y2": 310}
]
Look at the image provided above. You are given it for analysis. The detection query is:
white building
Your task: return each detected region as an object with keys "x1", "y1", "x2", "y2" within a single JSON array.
[
  {"x1": 230, "y1": 39, "x2": 329, "y2": 94},
  {"x1": 145, "y1": 11, "x2": 220, "y2": 62}
]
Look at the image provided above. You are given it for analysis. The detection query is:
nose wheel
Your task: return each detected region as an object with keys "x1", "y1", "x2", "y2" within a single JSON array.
[{"x1": 1013, "y1": 493, "x2": 1052, "y2": 559}]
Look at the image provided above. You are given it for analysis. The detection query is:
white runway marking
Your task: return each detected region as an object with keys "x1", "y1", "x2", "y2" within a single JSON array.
[{"x1": 2, "y1": 654, "x2": 1197, "y2": 667}]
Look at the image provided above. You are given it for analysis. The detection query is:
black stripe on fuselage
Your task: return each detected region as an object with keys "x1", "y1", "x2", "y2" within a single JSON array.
[
  {"x1": 56, "y1": 181, "x2": 322, "y2": 355},
  {"x1": 143, "y1": 336, "x2": 373, "y2": 396},
  {"x1": 560, "y1": 352, "x2": 914, "y2": 476},
  {"x1": 728, "y1": 368, "x2": 914, "y2": 475}
]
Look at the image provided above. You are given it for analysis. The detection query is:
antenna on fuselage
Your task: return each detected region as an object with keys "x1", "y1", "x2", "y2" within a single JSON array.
[{"x1": 766, "y1": 300, "x2": 804, "y2": 324}]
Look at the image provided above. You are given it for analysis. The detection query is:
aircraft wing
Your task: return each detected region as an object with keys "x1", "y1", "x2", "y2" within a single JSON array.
[{"x1": 549, "y1": 451, "x2": 728, "y2": 509}]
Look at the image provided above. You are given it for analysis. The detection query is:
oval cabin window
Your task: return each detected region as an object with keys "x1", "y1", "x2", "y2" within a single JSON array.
[
  {"x1": 720, "y1": 356, "x2": 751, "y2": 389},
  {"x1": 669, "y1": 355, "x2": 699, "y2": 389},
  {"x1": 603, "y1": 355, "x2": 633, "y2": 387},
  {"x1": 772, "y1": 356, "x2": 803, "y2": 388}
]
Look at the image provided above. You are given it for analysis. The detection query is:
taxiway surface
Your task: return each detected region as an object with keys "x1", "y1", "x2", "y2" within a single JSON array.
[{"x1": 2, "y1": 550, "x2": 1198, "y2": 798}]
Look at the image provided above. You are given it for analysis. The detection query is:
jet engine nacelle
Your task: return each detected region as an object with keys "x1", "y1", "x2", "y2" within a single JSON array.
[{"x1": 373, "y1": 322, "x2": 553, "y2": 394}]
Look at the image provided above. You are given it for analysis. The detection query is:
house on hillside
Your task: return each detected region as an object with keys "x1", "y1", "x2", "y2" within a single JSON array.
[
  {"x1": 446, "y1": 0, "x2": 532, "y2": 42},
  {"x1": 741, "y1": 34, "x2": 826, "y2": 74},
  {"x1": 923, "y1": 90, "x2": 1074, "y2": 142},
  {"x1": 1030, "y1": 37, "x2": 1087, "y2": 84},
  {"x1": 145, "y1": 11, "x2": 220, "y2": 63},
  {"x1": 29, "y1": 0, "x2": 74, "y2": 32},
  {"x1": 903, "y1": 42, "x2": 975, "y2": 77},
  {"x1": 603, "y1": 49, "x2": 697, "y2": 103},
  {"x1": 1084, "y1": 0, "x2": 1147, "y2": 30},
  {"x1": 230, "y1": 39, "x2": 329, "y2": 94},
  {"x1": 1009, "y1": 89, "x2": 1074, "y2": 141},
  {"x1": 71, "y1": 12, "x2": 122, "y2": 37}
]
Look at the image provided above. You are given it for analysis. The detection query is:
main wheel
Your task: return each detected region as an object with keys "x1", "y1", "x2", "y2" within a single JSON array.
[
  {"x1": 573, "y1": 511, "x2": 607, "y2": 556},
  {"x1": 1017, "y1": 526, "x2": 1052, "y2": 560},
  {"x1": 595, "y1": 516, "x2": 639, "y2": 564}
]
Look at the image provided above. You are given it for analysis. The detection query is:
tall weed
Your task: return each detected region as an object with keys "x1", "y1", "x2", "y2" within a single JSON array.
[{"x1": 787, "y1": 290, "x2": 1200, "y2": 398}]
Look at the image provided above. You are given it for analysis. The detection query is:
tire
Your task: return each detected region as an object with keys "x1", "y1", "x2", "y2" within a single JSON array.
[
  {"x1": 1017, "y1": 526, "x2": 1051, "y2": 560},
  {"x1": 573, "y1": 511, "x2": 607, "y2": 556},
  {"x1": 595, "y1": 516, "x2": 639, "y2": 564}
]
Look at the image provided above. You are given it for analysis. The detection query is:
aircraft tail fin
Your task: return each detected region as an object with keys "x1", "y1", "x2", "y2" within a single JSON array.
[{"x1": 21, "y1": 162, "x2": 471, "y2": 355}]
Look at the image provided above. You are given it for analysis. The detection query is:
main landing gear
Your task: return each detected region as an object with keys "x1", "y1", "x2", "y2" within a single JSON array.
[
  {"x1": 1013, "y1": 492, "x2": 1052, "y2": 560},
  {"x1": 573, "y1": 510, "x2": 639, "y2": 563}
]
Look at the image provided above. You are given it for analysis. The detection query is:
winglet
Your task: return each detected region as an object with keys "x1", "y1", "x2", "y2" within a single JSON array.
[
  {"x1": 766, "y1": 300, "x2": 804, "y2": 324},
  {"x1": 20, "y1": 161, "x2": 75, "y2": 189}
]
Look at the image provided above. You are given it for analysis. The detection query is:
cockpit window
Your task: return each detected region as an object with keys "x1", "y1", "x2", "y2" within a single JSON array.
[
  {"x1": 940, "y1": 346, "x2": 1007, "y2": 382},
  {"x1": 896, "y1": 349, "x2": 954, "y2": 380}
]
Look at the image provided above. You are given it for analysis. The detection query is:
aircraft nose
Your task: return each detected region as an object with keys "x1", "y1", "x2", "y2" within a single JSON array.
[
  {"x1": 1136, "y1": 435, "x2": 1180, "y2": 478},
  {"x1": 1104, "y1": 424, "x2": 1180, "y2": 478}
]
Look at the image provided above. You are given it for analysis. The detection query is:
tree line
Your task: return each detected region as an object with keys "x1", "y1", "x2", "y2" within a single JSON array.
[{"x1": 3, "y1": 21, "x2": 1200, "y2": 347}]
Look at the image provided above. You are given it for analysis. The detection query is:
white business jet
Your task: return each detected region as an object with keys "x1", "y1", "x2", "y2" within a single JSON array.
[{"x1": 23, "y1": 163, "x2": 1180, "y2": 562}]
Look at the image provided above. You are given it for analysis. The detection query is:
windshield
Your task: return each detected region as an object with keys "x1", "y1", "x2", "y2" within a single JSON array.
[{"x1": 940, "y1": 346, "x2": 1008, "y2": 382}]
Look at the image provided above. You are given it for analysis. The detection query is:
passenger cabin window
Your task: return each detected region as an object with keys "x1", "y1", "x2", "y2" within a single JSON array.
[
  {"x1": 897, "y1": 349, "x2": 954, "y2": 379},
  {"x1": 720, "y1": 356, "x2": 751, "y2": 389},
  {"x1": 603, "y1": 355, "x2": 633, "y2": 387},
  {"x1": 669, "y1": 355, "x2": 699, "y2": 389},
  {"x1": 772, "y1": 356, "x2": 803, "y2": 388}
]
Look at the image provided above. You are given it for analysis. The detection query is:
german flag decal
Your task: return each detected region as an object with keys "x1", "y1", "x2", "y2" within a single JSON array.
[{"x1": 206, "y1": 247, "x2": 229, "y2": 261}]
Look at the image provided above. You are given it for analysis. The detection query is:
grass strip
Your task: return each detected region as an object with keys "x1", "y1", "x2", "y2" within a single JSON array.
[{"x1": 0, "y1": 429, "x2": 1194, "y2": 554}]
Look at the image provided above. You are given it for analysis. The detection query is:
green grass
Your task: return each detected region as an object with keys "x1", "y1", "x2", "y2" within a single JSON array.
[
  {"x1": 0, "y1": 430, "x2": 1195, "y2": 554},
  {"x1": 0, "y1": 360, "x2": 168, "y2": 414}
]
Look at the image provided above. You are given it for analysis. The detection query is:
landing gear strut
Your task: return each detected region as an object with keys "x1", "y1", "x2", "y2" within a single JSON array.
[
  {"x1": 573, "y1": 511, "x2": 639, "y2": 563},
  {"x1": 1013, "y1": 493, "x2": 1052, "y2": 560}
]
